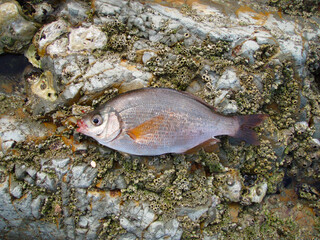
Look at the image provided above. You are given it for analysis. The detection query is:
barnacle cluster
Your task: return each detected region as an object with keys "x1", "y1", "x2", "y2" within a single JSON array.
[
  {"x1": 98, "y1": 216, "x2": 127, "y2": 240},
  {"x1": 236, "y1": 74, "x2": 264, "y2": 114},
  {"x1": 283, "y1": 121, "x2": 320, "y2": 183},
  {"x1": 147, "y1": 39, "x2": 230, "y2": 90},
  {"x1": 268, "y1": 0, "x2": 320, "y2": 16},
  {"x1": 147, "y1": 51, "x2": 200, "y2": 90},
  {"x1": 263, "y1": 61, "x2": 300, "y2": 129}
]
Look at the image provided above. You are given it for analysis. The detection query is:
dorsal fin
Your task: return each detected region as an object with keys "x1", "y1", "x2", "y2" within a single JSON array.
[{"x1": 176, "y1": 90, "x2": 217, "y2": 111}]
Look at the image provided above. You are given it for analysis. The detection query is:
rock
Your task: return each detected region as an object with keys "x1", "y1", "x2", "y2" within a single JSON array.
[
  {"x1": 9, "y1": 177, "x2": 23, "y2": 199},
  {"x1": 61, "y1": 82, "x2": 84, "y2": 102},
  {"x1": 144, "y1": 219, "x2": 182, "y2": 240},
  {"x1": 312, "y1": 116, "x2": 320, "y2": 139},
  {"x1": 36, "y1": 172, "x2": 57, "y2": 191},
  {"x1": 95, "y1": 0, "x2": 127, "y2": 16},
  {"x1": 71, "y1": 165, "x2": 97, "y2": 188},
  {"x1": 118, "y1": 233, "x2": 137, "y2": 240},
  {"x1": 68, "y1": 26, "x2": 107, "y2": 52},
  {"x1": 214, "y1": 90, "x2": 239, "y2": 114},
  {"x1": 177, "y1": 205, "x2": 209, "y2": 221},
  {"x1": 89, "y1": 190, "x2": 121, "y2": 218},
  {"x1": 58, "y1": 0, "x2": 89, "y2": 25},
  {"x1": 31, "y1": 195, "x2": 46, "y2": 219},
  {"x1": 82, "y1": 60, "x2": 151, "y2": 94},
  {"x1": 37, "y1": 19, "x2": 69, "y2": 54},
  {"x1": 0, "y1": 1, "x2": 38, "y2": 54},
  {"x1": 217, "y1": 171, "x2": 242, "y2": 202},
  {"x1": 238, "y1": 40, "x2": 260, "y2": 64},
  {"x1": 32, "y1": 2, "x2": 54, "y2": 23},
  {"x1": 216, "y1": 68, "x2": 241, "y2": 91},
  {"x1": 120, "y1": 201, "x2": 156, "y2": 238},
  {"x1": 249, "y1": 182, "x2": 268, "y2": 203},
  {"x1": 15, "y1": 164, "x2": 28, "y2": 180},
  {"x1": 98, "y1": 170, "x2": 127, "y2": 190},
  {"x1": 0, "y1": 116, "x2": 48, "y2": 153},
  {"x1": 142, "y1": 51, "x2": 156, "y2": 64}
]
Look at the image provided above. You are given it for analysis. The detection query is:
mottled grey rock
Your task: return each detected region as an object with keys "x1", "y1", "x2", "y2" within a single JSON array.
[
  {"x1": 0, "y1": 1, "x2": 38, "y2": 54},
  {"x1": 71, "y1": 165, "x2": 97, "y2": 188},
  {"x1": 33, "y1": 2, "x2": 54, "y2": 22},
  {"x1": 214, "y1": 90, "x2": 238, "y2": 114},
  {"x1": 68, "y1": 26, "x2": 107, "y2": 52},
  {"x1": 144, "y1": 219, "x2": 182, "y2": 240},
  {"x1": 216, "y1": 68, "x2": 241, "y2": 91},
  {"x1": 52, "y1": 158, "x2": 70, "y2": 169},
  {"x1": 36, "y1": 172, "x2": 57, "y2": 191},
  {"x1": 12, "y1": 192, "x2": 33, "y2": 218},
  {"x1": 82, "y1": 60, "x2": 151, "y2": 94},
  {"x1": 217, "y1": 172, "x2": 242, "y2": 202},
  {"x1": 37, "y1": 19, "x2": 69, "y2": 53},
  {"x1": 95, "y1": 0, "x2": 127, "y2": 16},
  {"x1": 62, "y1": 82, "x2": 84, "y2": 102},
  {"x1": 149, "y1": 33, "x2": 164, "y2": 43},
  {"x1": 31, "y1": 195, "x2": 46, "y2": 219},
  {"x1": 58, "y1": 0, "x2": 89, "y2": 24},
  {"x1": 78, "y1": 216, "x2": 89, "y2": 228},
  {"x1": 118, "y1": 233, "x2": 137, "y2": 240},
  {"x1": 75, "y1": 188, "x2": 89, "y2": 212},
  {"x1": 0, "y1": 116, "x2": 48, "y2": 153},
  {"x1": 142, "y1": 51, "x2": 156, "y2": 64},
  {"x1": 239, "y1": 40, "x2": 260, "y2": 64},
  {"x1": 177, "y1": 205, "x2": 209, "y2": 221},
  {"x1": 120, "y1": 201, "x2": 156, "y2": 238},
  {"x1": 26, "y1": 168, "x2": 37, "y2": 180},
  {"x1": 9, "y1": 175, "x2": 23, "y2": 199},
  {"x1": 15, "y1": 164, "x2": 28, "y2": 180},
  {"x1": 89, "y1": 190, "x2": 121, "y2": 218},
  {"x1": 312, "y1": 116, "x2": 320, "y2": 139},
  {"x1": 248, "y1": 182, "x2": 268, "y2": 203}
]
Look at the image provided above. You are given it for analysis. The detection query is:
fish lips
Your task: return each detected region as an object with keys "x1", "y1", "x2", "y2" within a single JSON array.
[{"x1": 76, "y1": 119, "x2": 88, "y2": 134}]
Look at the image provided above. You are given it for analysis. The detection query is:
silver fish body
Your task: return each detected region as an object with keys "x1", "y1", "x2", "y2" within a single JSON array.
[{"x1": 77, "y1": 88, "x2": 266, "y2": 155}]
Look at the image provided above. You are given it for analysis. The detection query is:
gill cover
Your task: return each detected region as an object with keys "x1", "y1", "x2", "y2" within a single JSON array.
[{"x1": 98, "y1": 106, "x2": 122, "y2": 143}]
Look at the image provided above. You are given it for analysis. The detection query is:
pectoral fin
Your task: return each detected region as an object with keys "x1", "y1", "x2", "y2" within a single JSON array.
[
  {"x1": 127, "y1": 115, "x2": 165, "y2": 141},
  {"x1": 183, "y1": 138, "x2": 220, "y2": 154}
]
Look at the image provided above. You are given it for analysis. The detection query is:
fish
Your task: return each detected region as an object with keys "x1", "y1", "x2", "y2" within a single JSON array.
[{"x1": 77, "y1": 88, "x2": 267, "y2": 156}]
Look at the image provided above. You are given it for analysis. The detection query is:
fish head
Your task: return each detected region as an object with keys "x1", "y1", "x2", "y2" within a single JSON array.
[{"x1": 77, "y1": 106, "x2": 122, "y2": 144}]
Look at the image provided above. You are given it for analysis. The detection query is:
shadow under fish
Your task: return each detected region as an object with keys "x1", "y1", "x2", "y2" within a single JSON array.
[{"x1": 77, "y1": 88, "x2": 267, "y2": 156}]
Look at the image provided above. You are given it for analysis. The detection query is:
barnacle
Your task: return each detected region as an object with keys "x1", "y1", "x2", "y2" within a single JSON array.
[
  {"x1": 235, "y1": 74, "x2": 263, "y2": 114},
  {"x1": 29, "y1": 70, "x2": 58, "y2": 102},
  {"x1": 108, "y1": 34, "x2": 128, "y2": 52}
]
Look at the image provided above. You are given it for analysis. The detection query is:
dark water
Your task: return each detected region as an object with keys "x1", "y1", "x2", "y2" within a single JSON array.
[
  {"x1": 0, "y1": 54, "x2": 30, "y2": 95},
  {"x1": 0, "y1": 54, "x2": 29, "y2": 76}
]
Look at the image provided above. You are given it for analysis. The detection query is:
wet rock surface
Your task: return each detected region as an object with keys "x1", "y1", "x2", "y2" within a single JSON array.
[{"x1": 0, "y1": 0, "x2": 320, "y2": 239}]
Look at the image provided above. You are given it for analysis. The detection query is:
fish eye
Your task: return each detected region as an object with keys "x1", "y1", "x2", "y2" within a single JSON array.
[{"x1": 91, "y1": 114, "x2": 103, "y2": 126}]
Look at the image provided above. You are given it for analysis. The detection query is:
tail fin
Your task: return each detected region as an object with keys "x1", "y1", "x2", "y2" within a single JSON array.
[{"x1": 233, "y1": 114, "x2": 268, "y2": 145}]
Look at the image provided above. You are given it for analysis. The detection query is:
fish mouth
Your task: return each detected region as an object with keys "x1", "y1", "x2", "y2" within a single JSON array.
[{"x1": 76, "y1": 119, "x2": 88, "y2": 133}]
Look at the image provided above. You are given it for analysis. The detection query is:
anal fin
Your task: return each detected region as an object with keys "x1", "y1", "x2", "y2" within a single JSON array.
[{"x1": 183, "y1": 138, "x2": 220, "y2": 154}]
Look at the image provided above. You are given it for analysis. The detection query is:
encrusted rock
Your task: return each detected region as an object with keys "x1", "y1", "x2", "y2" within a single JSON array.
[
  {"x1": 120, "y1": 201, "x2": 156, "y2": 238},
  {"x1": 68, "y1": 25, "x2": 107, "y2": 52},
  {"x1": 0, "y1": 1, "x2": 38, "y2": 54},
  {"x1": 0, "y1": 116, "x2": 48, "y2": 153},
  {"x1": 71, "y1": 165, "x2": 98, "y2": 188}
]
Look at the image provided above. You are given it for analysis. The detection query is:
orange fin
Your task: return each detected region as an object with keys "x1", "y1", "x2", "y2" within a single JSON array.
[
  {"x1": 127, "y1": 115, "x2": 165, "y2": 141},
  {"x1": 184, "y1": 138, "x2": 220, "y2": 154}
]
